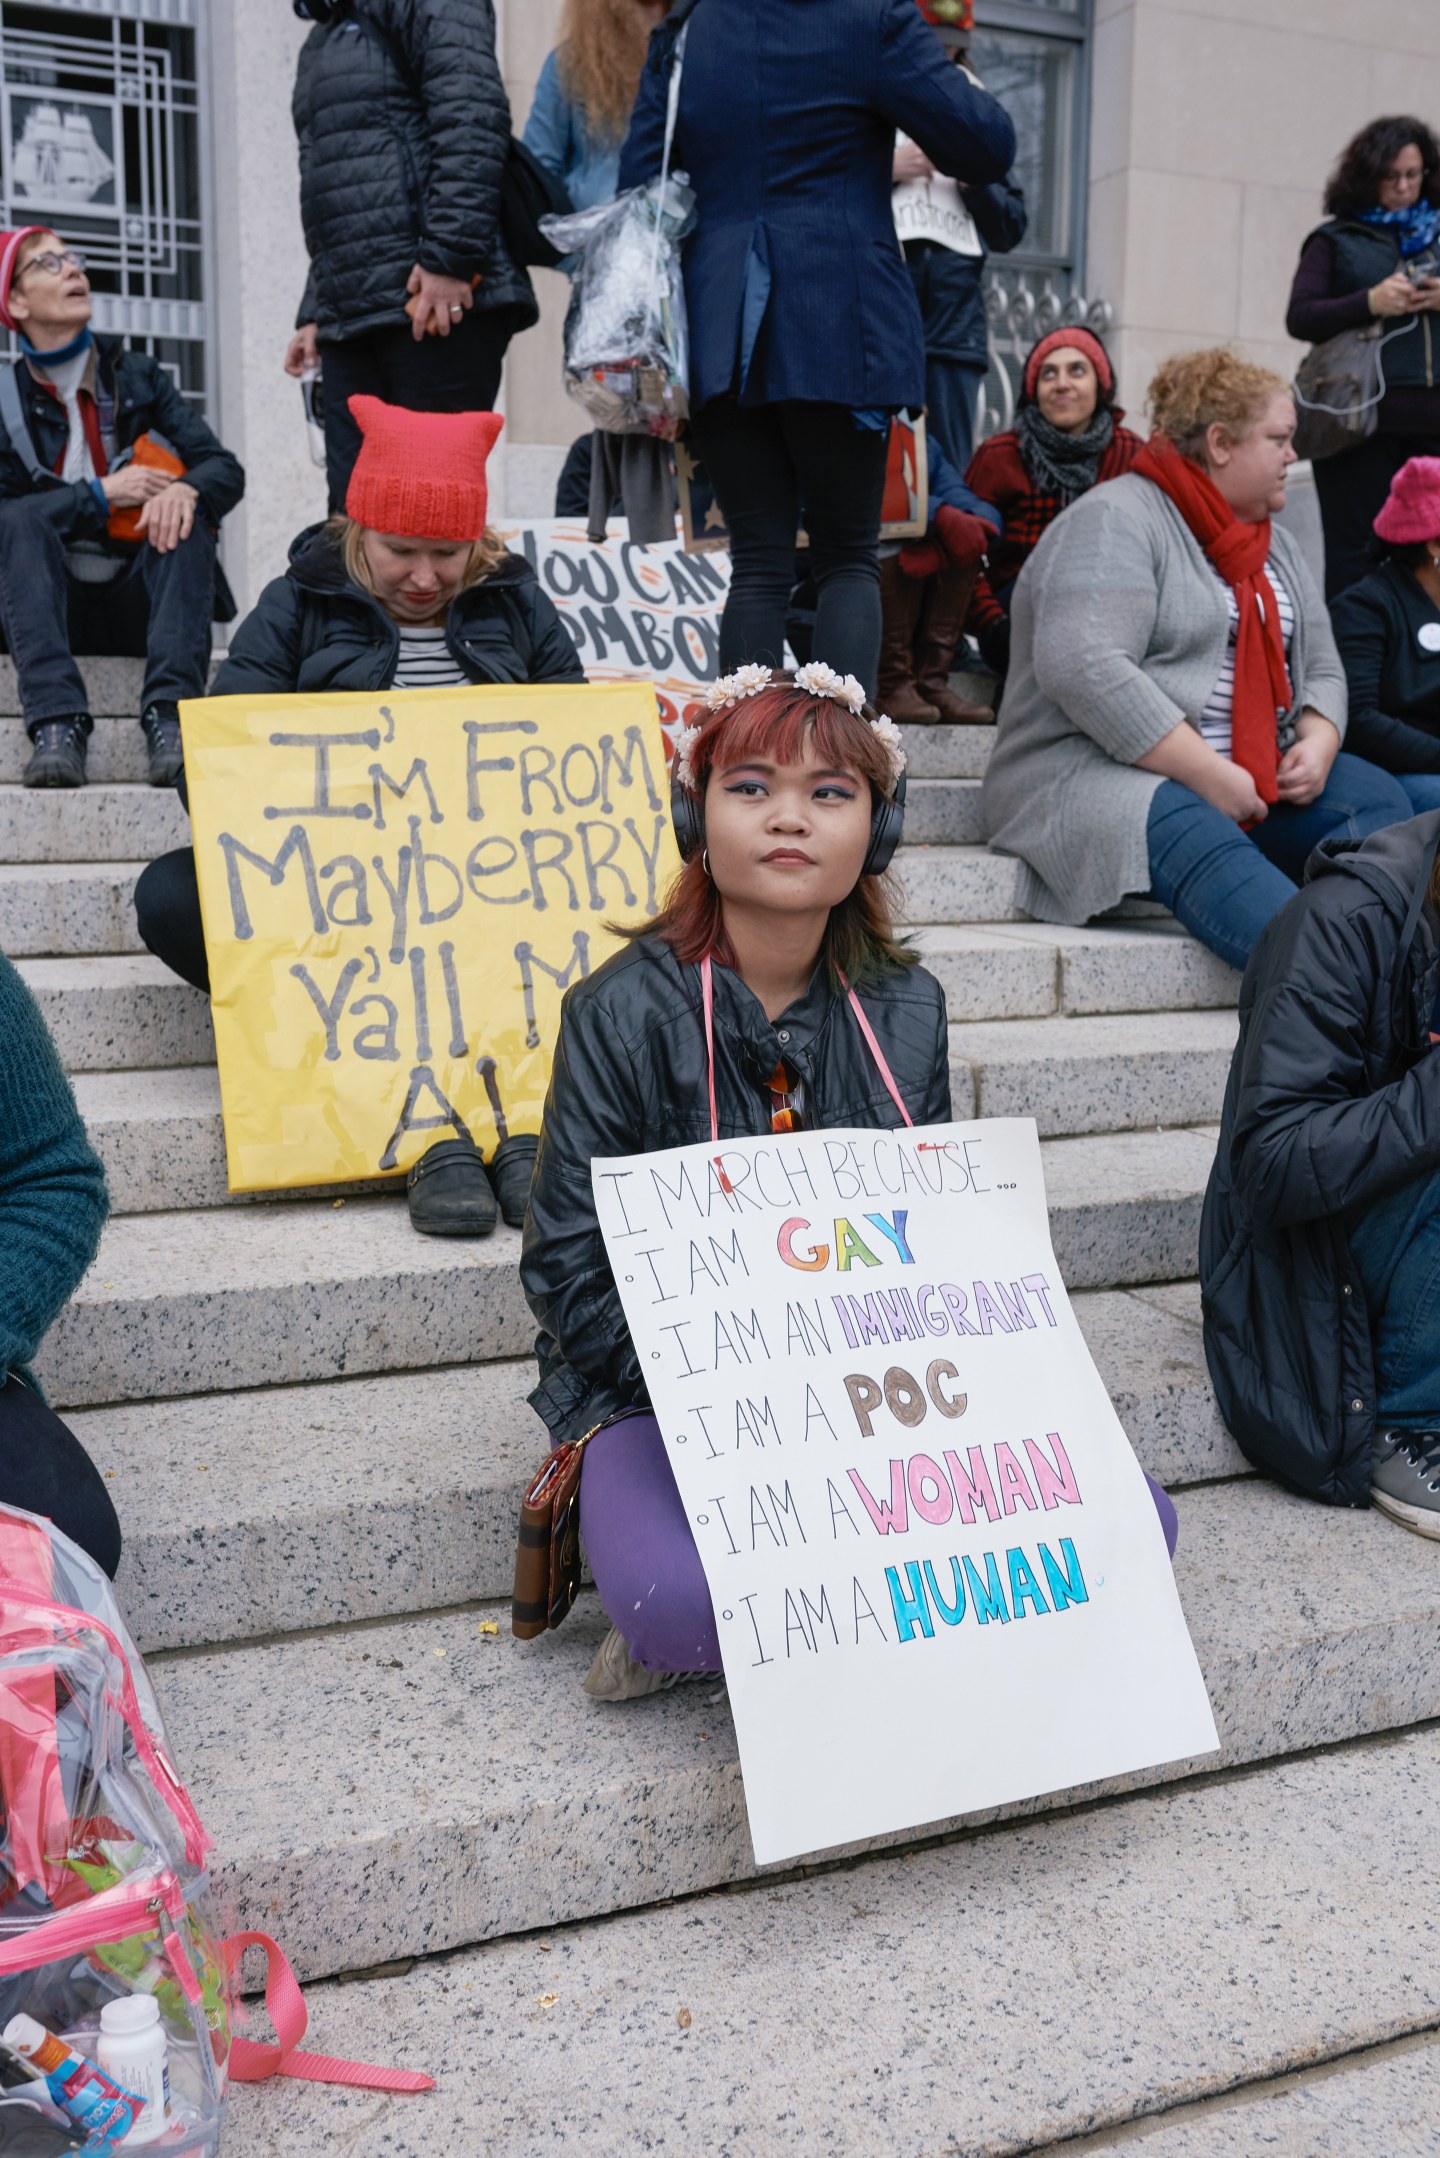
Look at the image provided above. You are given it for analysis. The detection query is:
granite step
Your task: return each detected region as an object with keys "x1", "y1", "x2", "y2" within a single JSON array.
[
  {"x1": 901, "y1": 775, "x2": 984, "y2": 845},
  {"x1": 0, "y1": 781, "x2": 187, "y2": 862},
  {"x1": 70, "y1": 1045, "x2": 1222, "y2": 1220},
  {"x1": 0, "y1": 860, "x2": 146, "y2": 956},
  {"x1": 219, "y1": 1727, "x2": 1440, "y2": 2158},
  {"x1": 36, "y1": 1126, "x2": 1216, "y2": 1407},
  {"x1": 23, "y1": 930, "x2": 1236, "y2": 1096},
  {"x1": 949, "y1": 1010, "x2": 1238, "y2": 1137},
  {"x1": 0, "y1": 703, "x2": 992, "y2": 787},
  {"x1": 149, "y1": 1481, "x2": 1440, "y2": 1981},
  {"x1": 80, "y1": 1282, "x2": 1237, "y2": 1657},
  {"x1": 917, "y1": 920, "x2": 1239, "y2": 1021},
  {"x1": 20, "y1": 956, "x2": 212, "y2": 1071},
  {"x1": 0, "y1": 845, "x2": 1035, "y2": 959}
]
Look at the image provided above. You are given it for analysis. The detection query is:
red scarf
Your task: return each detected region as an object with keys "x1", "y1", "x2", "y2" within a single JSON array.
[{"x1": 1133, "y1": 435, "x2": 1291, "y2": 803}]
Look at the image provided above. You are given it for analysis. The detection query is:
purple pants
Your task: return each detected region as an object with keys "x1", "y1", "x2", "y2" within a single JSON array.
[{"x1": 574, "y1": 1412, "x2": 1180, "y2": 1676}]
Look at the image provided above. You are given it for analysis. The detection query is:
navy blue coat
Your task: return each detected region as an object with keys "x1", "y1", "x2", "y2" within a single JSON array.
[{"x1": 617, "y1": 0, "x2": 1016, "y2": 412}]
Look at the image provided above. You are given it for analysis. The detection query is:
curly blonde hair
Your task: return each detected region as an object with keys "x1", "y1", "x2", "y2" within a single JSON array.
[
  {"x1": 1146, "y1": 348, "x2": 1290, "y2": 463},
  {"x1": 556, "y1": 0, "x2": 665, "y2": 142}
]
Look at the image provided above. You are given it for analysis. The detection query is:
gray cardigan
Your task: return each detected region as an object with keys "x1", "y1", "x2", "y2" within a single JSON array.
[{"x1": 981, "y1": 473, "x2": 1349, "y2": 925}]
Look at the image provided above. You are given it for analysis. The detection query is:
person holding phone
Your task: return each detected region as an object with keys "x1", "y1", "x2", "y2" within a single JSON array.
[
  {"x1": 1287, "y1": 114, "x2": 1440, "y2": 601},
  {"x1": 0, "y1": 225, "x2": 243, "y2": 789}
]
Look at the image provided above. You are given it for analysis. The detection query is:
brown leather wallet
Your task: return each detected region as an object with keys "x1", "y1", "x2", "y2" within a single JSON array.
[{"x1": 511, "y1": 1421, "x2": 609, "y2": 1639}]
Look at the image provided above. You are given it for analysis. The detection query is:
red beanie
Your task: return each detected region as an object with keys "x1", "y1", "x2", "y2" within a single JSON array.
[
  {"x1": 344, "y1": 396, "x2": 504, "y2": 539},
  {"x1": 0, "y1": 227, "x2": 49, "y2": 333},
  {"x1": 1373, "y1": 456, "x2": 1440, "y2": 546},
  {"x1": 1023, "y1": 327, "x2": 1115, "y2": 405}
]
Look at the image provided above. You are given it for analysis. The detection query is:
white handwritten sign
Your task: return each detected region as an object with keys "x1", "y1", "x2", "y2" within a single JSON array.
[
  {"x1": 593, "y1": 1117, "x2": 1218, "y2": 1866},
  {"x1": 495, "y1": 518, "x2": 728, "y2": 746}
]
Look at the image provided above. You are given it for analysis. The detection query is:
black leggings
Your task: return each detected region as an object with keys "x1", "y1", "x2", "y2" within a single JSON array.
[
  {"x1": 0, "y1": 1376, "x2": 121, "y2": 1579},
  {"x1": 1313, "y1": 428, "x2": 1440, "y2": 602},
  {"x1": 318, "y1": 307, "x2": 525, "y2": 514},
  {"x1": 688, "y1": 398, "x2": 890, "y2": 697},
  {"x1": 134, "y1": 847, "x2": 208, "y2": 994}
]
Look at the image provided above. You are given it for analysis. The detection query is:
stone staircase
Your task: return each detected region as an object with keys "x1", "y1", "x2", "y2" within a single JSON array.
[{"x1": 7, "y1": 660, "x2": 1438, "y2": 2156}]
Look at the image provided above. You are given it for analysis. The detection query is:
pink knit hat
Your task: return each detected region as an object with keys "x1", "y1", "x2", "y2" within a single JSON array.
[
  {"x1": 344, "y1": 396, "x2": 505, "y2": 539},
  {"x1": 1373, "y1": 456, "x2": 1440, "y2": 546},
  {"x1": 0, "y1": 227, "x2": 50, "y2": 332},
  {"x1": 1023, "y1": 326, "x2": 1115, "y2": 404}
]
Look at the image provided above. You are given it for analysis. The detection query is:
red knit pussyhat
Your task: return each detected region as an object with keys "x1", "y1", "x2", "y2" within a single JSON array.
[
  {"x1": 1373, "y1": 456, "x2": 1440, "y2": 546},
  {"x1": 1023, "y1": 326, "x2": 1115, "y2": 405},
  {"x1": 0, "y1": 227, "x2": 49, "y2": 332},
  {"x1": 344, "y1": 396, "x2": 505, "y2": 538}
]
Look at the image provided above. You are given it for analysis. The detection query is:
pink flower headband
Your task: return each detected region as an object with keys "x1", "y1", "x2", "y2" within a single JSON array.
[{"x1": 673, "y1": 662, "x2": 907, "y2": 793}]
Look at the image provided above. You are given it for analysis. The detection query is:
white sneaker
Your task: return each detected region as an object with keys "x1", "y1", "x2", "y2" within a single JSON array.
[
  {"x1": 1371, "y1": 1429, "x2": 1440, "y2": 1540},
  {"x1": 582, "y1": 1624, "x2": 712, "y2": 1702}
]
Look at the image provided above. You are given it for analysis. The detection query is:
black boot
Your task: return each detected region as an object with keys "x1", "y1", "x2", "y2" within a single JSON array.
[
  {"x1": 142, "y1": 702, "x2": 184, "y2": 788},
  {"x1": 406, "y1": 1137, "x2": 497, "y2": 1238},
  {"x1": 23, "y1": 717, "x2": 89, "y2": 788},
  {"x1": 490, "y1": 1133, "x2": 539, "y2": 1230}
]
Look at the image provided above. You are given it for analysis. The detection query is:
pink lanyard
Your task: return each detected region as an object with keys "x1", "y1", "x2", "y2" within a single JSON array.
[{"x1": 699, "y1": 953, "x2": 914, "y2": 1143}]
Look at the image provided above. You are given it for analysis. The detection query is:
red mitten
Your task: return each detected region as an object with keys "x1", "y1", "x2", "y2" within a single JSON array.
[
  {"x1": 934, "y1": 504, "x2": 993, "y2": 567},
  {"x1": 899, "y1": 538, "x2": 944, "y2": 579}
]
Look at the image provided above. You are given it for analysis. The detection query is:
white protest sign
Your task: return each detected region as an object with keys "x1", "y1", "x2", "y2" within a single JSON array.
[
  {"x1": 592, "y1": 1117, "x2": 1218, "y2": 1866},
  {"x1": 495, "y1": 518, "x2": 728, "y2": 748}
]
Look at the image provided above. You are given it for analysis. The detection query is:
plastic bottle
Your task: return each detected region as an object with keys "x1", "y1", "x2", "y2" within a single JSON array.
[
  {"x1": 97, "y1": 1997, "x2": 170, "y2": 2146},
  {"x1": 1, "y1": 2014, "x2": 140, "y2": 2143}
]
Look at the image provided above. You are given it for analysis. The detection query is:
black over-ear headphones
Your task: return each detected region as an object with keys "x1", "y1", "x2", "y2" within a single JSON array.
[{"x1": 670, "y1": 767, "x2": 907, "y2": 879}]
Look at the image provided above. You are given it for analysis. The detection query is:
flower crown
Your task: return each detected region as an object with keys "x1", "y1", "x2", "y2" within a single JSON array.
[{"x1": 672, "y1": 662, "x2": 907, "y2": 793}]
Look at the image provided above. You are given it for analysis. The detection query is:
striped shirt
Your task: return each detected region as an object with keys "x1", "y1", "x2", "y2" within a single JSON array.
[
  {"x1": 1198, "y1": 561, "x2": 1294, "y2": 761},
  {"x1": 391, "y1": 626, "x2": 468, "y2": 690}
]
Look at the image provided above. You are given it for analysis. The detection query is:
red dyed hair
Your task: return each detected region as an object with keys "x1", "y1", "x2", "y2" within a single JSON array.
[{"x1": 618, "y1": 675, "x2": 913, "y2": 984}]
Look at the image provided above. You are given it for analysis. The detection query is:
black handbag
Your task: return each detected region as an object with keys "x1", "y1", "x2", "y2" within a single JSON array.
[{"x1": 501, "y1": 138, "x2": 572, "y2": 271}]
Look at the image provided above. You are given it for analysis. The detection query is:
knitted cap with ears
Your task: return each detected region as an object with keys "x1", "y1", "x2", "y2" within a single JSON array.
[
  {"x1": 0, "y1": 227, "x2": 49, "y2": 333},
  {"x1": 344, "y1": 396, "x2": 505, "y2": 539},
  {"x1": 1373, "y1": 456, "x2": 1440, "y2": 546}
]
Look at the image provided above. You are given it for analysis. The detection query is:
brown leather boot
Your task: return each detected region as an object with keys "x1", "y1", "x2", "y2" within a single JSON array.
[
  {"x1": 915, "y1": 562, "x2": 996, "y2": 725},
  {"x1": 877, "y1": 554, "x2": 940, "y2": 723}
]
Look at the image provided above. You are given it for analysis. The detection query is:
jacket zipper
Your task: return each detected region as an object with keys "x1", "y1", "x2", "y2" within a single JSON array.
[{"x1": 0, "y1": 1869, "x2": 191, "y2": 1985}]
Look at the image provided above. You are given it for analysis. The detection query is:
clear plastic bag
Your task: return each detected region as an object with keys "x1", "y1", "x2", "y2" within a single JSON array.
[
  {"x1": 0, "y1": 1507, "x2": 231, "y2": 2153},
  {"x1": 541, "y1": 172, "x2": 697, "y2": 436}
]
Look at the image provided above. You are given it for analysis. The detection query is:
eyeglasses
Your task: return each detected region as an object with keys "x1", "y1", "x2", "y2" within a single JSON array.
[
  {"x1": 1383, "y1": 165, "x2": 1427, "y2": 185},
  {"x1": 14, "y1": 249, "x2": 87, "y2": 281}
]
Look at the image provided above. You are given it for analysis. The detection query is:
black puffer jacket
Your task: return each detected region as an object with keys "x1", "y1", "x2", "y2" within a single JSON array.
[
  {"x1": 292, "y1": 0, "x2": 536, "y2": 340},
  {"x1": 1201, "y1": 812, "x2": 1440, "y2": 1504},
  {"x1": 210, "y1": 522, "x2": 584, "y2": 695},
  {"x1": 522, "y1": 939, "x2": 953, "y2": 1440}
]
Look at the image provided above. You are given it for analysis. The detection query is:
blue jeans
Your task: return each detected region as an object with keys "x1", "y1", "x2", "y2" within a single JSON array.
[
  {"x1": 0, "y1": 491, "x2": 217, "y2": 730},
  {"x1": 1145, "y1": 753, "x2": 1416, "y2": 973},
  {"x1": 1349, "y1": 1165, "x2": 1440, "y2": 1429},
  {"x1": 1396, "y1": 773, "x2": 1440, "y2": 814}
]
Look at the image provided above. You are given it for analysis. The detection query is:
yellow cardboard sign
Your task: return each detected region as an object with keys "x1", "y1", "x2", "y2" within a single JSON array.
[{"x1": 182, "y1": 683, "x2": 679, "y2": 1193}]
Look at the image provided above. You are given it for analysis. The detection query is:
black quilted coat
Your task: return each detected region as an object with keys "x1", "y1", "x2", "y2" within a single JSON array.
[
  {"x1": 522, "y1": 939, "x2": 953, "y2": 1441},
  {"x1": 1201, "y1": 812, "x2": 1440, "y2": 1505},
  {"x1": 292, "y1": 0, "x2": 537, "y2": 341}
]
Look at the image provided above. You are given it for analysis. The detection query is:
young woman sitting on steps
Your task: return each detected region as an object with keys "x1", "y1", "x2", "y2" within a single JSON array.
[{"x1": 520, "y1": 666, "x2": 1178, "y2": 1702}]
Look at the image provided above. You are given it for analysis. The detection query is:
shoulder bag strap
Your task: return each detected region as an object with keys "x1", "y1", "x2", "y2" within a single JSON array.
[{"x1": 0, "y1": 358, "x2": 54, "y2": 488}]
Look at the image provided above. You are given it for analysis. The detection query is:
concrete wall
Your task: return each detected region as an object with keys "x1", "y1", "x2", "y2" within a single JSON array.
[
  {"x1": 1087, "y1": 0, "x2": 1440, "y2": 407},
  {"x1": 209, "y1": 0, "x2": 326, "y2": 617}
]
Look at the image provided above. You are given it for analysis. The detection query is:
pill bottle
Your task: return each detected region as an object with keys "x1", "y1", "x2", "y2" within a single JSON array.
[{"x1": 97, "y1": 1997, "x2": 170, "y2": 2145}]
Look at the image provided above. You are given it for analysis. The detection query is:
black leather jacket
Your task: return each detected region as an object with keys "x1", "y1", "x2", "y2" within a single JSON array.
[
  {"x1": 521, "y1": 936, "x2": 953, "y2": 1440},
  {"x1": 1201, "y1": 811, "x2": 1440, "y2": 1504},
  {"x1": 293, "y1": 0, "x2": 536, "y2": 339}
]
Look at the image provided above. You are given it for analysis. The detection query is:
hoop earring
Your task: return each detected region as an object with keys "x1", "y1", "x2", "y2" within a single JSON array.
[{"x1": 701, "y1": 848, "x2": 710, "y2": 878}]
